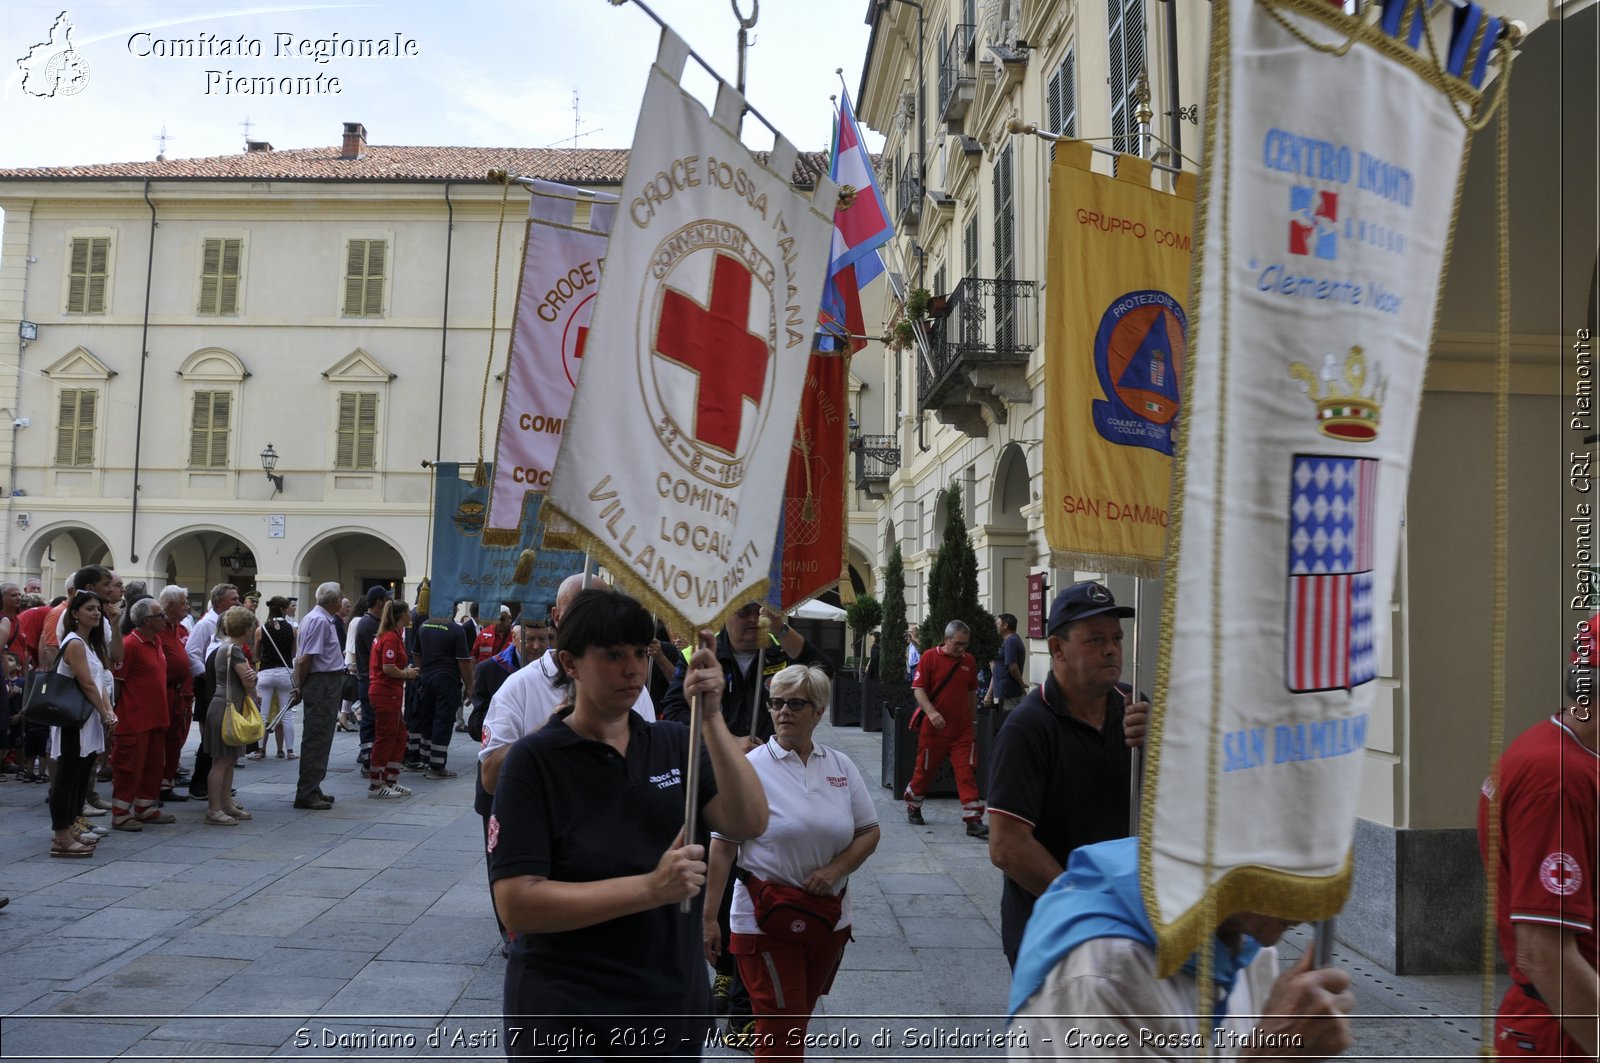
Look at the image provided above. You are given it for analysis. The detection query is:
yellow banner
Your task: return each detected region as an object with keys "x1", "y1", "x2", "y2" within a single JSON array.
[{"x1": 1043, "y1": 143, "x2": 1195, "y2": 577}]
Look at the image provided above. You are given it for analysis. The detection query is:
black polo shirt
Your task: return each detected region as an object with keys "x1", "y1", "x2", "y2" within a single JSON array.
[
  {"x1": 988, "y1": 673, "x2": 1134, "y2": 963},
  {"x1": 415, "y1": 617, "x2": 468, "y2": 677},
  {"x1": 489, "y1": 708, "x2": 718, "y2": 1038}
]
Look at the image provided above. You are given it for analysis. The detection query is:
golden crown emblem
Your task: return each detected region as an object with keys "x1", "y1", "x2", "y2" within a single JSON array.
[{"x1": 1289, "y1": 345, "x2": 1385, "y2": 442}]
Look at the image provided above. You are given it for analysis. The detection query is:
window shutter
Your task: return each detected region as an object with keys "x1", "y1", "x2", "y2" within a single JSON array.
[
  {"x1": 189, "y1": 392, "x2": 211, "y2": 467},
  {"x1": 364, "y1": 241, "x2": 385, "y2": 316},
  {"x1": 219, "y1": 239, "x2": 241, "y2": 314},
  {"x1": 993, "y1": 144, "x2": 1015, "y2": 281},
  {"x1": 1063, "y1": 51, "x2": 1078, "y2": 138},
  {"x1": 356, "y1": 392, "x2": 378, "y2": 469},
  {"x1": 86, "y1": 238, "x2": 108, "y2": 313},
  {"x1": 199, "y1": 239, "x2": 221, "y2": 314},
  {"x1": 210, "y1": 391, "x2": 231, "y2": 467},
  {"x1": 1048, "y1": 67, "x2": 1063, "y2": 135},
  {"x1": 56, "y1": 390, "x2": 77, "y2": 465},
  {"x1": 67, "y1": 239, "x2": 89, "y2": 313},
  {"x1": 74, "y1": 391, "x2": 96, "y2": 466},
  {"x1": 336, "y1": 392, "x2": 357, "y2": 469},
  {"x1": 344, "y1": 242, "x2": 367, "y2": 316}
]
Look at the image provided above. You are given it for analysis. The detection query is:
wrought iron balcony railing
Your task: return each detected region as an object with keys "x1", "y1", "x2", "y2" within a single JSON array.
[
  {"x1": 939, "y1": 24, "x2": 977, "y2": 127},
  {"x1": 853, "y1": 434, "x2": 900, "y2": 489},
  {"x1": 896, "y1": 155, "x2": 923, "y2": 230},
  {"x1": 917, "y1": 276, "x2": 1038, "y2": 408}
]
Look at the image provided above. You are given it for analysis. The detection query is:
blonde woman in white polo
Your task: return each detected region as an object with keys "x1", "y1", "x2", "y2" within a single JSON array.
[{"x1": 704, "y1": 663, "x2": 880, "y2": 1057}]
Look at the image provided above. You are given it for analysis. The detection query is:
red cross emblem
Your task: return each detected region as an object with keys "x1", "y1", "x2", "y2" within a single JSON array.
[
  {"x1": 1540, "y1": 851, "x2": 1582, "y2": 896},
  {"x1": 654, "y1": 252, "x2": 770, "y2": 454}
]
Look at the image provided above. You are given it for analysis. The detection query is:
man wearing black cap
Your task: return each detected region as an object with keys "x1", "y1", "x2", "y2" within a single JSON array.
[{"x1": 986, "y1": 580, "x2": 1149, "y2": 968}]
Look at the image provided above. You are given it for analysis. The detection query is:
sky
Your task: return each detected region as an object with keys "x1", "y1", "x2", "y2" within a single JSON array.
[{"x1": 0, "y1": 0, "x2": 883, "y2": 169}]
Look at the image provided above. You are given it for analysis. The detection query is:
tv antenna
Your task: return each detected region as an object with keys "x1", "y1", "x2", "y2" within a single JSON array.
[
  {"x1": 546, "y1": 88, "x2": 602, "y2": 148},
  {"x1": 239, "y1": 115, "x2": 255, "y2": 147},
  {"x1": 153, "y1": 124, "x2": 175, "y2": 159}
]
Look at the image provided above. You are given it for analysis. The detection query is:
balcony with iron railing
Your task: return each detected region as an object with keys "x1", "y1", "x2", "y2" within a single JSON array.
[
  {"x1": 896, "y1": 155, "x2": 923, "y2": 231},
  {"x1": 916, "y1": 276, "x2": 1038, "y2": 436},
  {"x1": 852, "y1": 434, "x2": 901, "y2": 498},
  {"x1": 939, "y1": 24, "x2": 977, "y2": 130}
]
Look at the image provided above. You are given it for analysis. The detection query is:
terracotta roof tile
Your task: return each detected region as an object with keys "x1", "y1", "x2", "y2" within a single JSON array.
[{"x1": 0, "y1": 144, "x2": 835, "y2": 186}]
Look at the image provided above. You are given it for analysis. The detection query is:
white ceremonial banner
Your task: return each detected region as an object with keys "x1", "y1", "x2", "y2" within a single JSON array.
[
  {"x1": 1143, "y1": 0, "x2": 1497, "y2": 975},
  {"x1": 545, "y1": 30, "x2": 838, "y2": 636},
  {"x1": 482, "y1": 182, "x2": 617, "y2": 547}
]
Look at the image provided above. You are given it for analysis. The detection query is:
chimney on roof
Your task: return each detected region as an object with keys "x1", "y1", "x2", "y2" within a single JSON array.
[
  {"x1": 246, "y1": 139, "x2": 273, "y2": 153},
  {"x1": 340, "y1": 122, "x2": 367, "y2": 160}
]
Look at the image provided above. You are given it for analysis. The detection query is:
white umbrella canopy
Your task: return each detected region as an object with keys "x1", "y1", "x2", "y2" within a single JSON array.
[{"x1": 790, "y1": 599, "x2": 847, "y2": 621}]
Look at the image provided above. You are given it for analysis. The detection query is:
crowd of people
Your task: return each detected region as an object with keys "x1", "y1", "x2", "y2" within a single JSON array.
[
  {"x1": 0, "y1": 568, "x2": 501, "y2": 860},
  {"x1": 9, "y1": 562, "x2": 1591, "y2": 1062}
]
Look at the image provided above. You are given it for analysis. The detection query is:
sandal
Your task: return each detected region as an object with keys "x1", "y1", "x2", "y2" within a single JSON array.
[
  {"x1": 275, "y1": 750, "x2": 286, "y2": 758},
  {"x1": 50, "y1": 840, "x2": 94, "y2": 858},
  {"x1": 286, "y1": 750, "x2": 297, "y2": 760},
  {"x1": 224, "y1": 806, "x2": 252, "y2": 820},
  {"x1": 204, "y1": 810, "x2": 238, "y2": 826}
]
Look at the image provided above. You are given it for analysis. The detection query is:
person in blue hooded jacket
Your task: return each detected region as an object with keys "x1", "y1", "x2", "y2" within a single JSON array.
[{"x1": 1007, "y1": 838, "x2": 1354, "y2": 1059}]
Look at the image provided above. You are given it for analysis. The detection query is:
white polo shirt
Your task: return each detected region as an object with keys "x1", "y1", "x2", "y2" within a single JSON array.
[
  {"x1": 718, "y1": 738, "x2": 878, "y2": 934},
  {"x1": 478, "y1": 647, "x2": 656, "y2": 762}
]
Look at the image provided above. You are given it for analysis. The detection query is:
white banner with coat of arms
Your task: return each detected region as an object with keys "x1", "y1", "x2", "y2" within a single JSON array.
[
  {"x1": 544, "y1": 29, "x2": 838, "y2": 636},
  {"x1": 1142, "y1": 0, "x2": 1504, "y2": 976}
]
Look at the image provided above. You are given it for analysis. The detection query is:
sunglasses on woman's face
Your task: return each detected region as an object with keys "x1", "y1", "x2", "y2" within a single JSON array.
[{"x1": 768, "y1": 697, "x2": 814, "y2": 712}]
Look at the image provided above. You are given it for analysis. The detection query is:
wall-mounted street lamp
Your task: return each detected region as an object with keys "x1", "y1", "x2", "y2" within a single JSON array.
[
  {"x1": 221, "y1": 541, "x2": 253, "y2": 574},
  {"x1": 260, "y1": 443, "x2": 284, "y2": 494}
]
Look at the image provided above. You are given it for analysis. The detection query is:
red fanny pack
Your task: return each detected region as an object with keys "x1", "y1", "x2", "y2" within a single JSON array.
[{"x1": 739, "y1": 872, "x2": 842, "y2": 945}]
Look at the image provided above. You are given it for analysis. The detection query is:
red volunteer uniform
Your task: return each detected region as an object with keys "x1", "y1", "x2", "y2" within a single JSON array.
[
  {"x1": 472, "y1": 625, "x2": 509, "y2": 663},
  {"x1": 368, "y1": 630, "x2": 408, "y2": 786},
  {"x1": 1479, "y1": 714, "x2": 1600, "y2": 1060},
  {"x1": 904, "y1": 644, "x2": 983, "y2": 822}
]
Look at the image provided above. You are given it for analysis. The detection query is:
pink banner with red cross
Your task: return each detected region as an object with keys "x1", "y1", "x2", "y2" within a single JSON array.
[
  {"x1": 482, "y1": 183, "x2": 617, "y2": 547},
  {"x1": 544, "y1": 29, "x2": 838, "y2": 636}
]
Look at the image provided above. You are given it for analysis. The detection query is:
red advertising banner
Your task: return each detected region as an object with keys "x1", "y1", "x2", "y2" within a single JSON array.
[{"x1": 1027, "y1": 572, "x2": 1049, "y2": 639}]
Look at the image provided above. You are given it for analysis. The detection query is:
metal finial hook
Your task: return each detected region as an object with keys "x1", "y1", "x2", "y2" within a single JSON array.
[{"x1": 731, "y1": 0, "x2": 758, "y2": 30}]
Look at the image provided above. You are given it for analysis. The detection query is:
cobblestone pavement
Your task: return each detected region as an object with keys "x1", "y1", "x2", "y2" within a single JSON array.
[{"x1": 0, "y1": 719, "x2": 1503, "y2": 1061}]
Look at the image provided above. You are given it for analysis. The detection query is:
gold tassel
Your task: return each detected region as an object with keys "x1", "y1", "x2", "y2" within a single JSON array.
[
  {"x1": 512, "y1": 549, "x2": 537, "y2": 585},
  {"x1": 416, "y1": 577, "x2": 431, "y2": 614},
  {"x1": 471, "y1": 462, "x2": 488, "y2": 488}
]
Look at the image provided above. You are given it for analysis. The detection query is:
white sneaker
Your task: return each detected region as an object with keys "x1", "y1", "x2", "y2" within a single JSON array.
[
  {"x1": 81, "y1": 803, "x2": 108, "y2": 817},
  {"x1": 389, "y1": 783, "x2": 412, "y2": 796},
  {"x1": 368, "y1": 785, "x2": 405, "y2": 799}
]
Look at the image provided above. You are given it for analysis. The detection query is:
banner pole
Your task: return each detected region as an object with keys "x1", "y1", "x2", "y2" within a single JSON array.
[
  {"x1": 749, "y1": 614, "x2": 771, "y2": 740},
  {"x1": 679, "y1": 686, "x2": 706, "y2": 915},
  {"x1": 1313, "y1": 918, "x2": 1337, "y2": 968}
]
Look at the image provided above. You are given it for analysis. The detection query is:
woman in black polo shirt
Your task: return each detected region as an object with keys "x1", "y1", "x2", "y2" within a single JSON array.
[{"x1": 489, "y1": 589, "x2": 768, "y2": 1059}]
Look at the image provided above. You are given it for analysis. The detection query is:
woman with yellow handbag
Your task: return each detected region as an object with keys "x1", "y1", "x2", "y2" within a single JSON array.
[{"x1": 203, "y1": 606, "x2": 259, "y2": 826}]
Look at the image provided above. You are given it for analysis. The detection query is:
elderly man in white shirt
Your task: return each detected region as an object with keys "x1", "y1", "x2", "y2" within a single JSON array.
[{"x1": 476, "y1": 573, "x2": 656, "y2": 797}]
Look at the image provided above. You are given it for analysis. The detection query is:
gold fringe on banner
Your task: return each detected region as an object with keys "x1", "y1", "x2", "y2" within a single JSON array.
[
  {"x1": 1050, "y1": 551, "x2": 1164, "y2": 581},
  {"x1": 480, "y1": 528, "x2": 522, "y2": 548}
]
